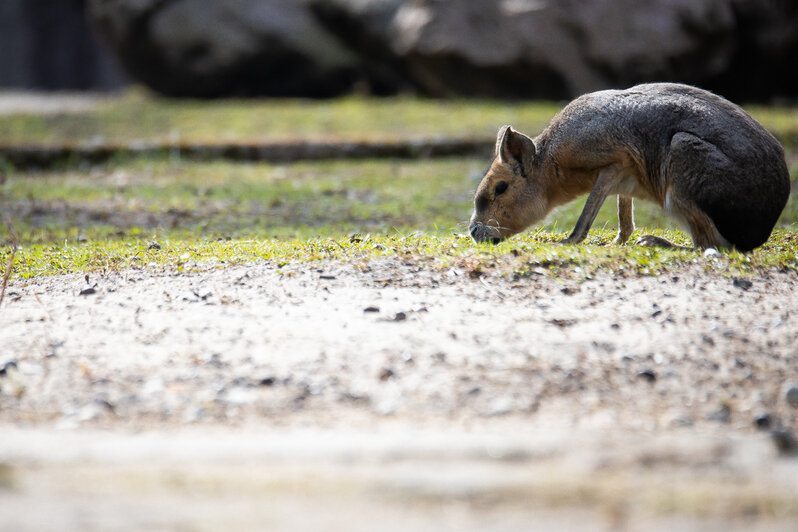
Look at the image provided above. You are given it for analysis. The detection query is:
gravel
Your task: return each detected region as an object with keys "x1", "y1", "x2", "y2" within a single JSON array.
[{"x1": 1, "y1": 258, "x2": 797, "y2": 530}]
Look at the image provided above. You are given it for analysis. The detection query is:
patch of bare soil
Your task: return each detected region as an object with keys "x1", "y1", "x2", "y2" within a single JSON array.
[
  {"x1": 1, "y1": 259, "x2": 797, "y2": 531},
  {"x1": 0, "y1": 91, "x2": 109, "y2": 115}
]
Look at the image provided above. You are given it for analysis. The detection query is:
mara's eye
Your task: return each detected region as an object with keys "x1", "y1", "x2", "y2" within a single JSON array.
[{"x1": 494, "y1": 181, "x2": 509, "y2": 196}]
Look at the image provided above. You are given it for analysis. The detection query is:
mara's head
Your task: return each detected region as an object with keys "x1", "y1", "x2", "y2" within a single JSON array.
[{"x1": 469, "y1": 126, "x2": 547, "y2": 244}]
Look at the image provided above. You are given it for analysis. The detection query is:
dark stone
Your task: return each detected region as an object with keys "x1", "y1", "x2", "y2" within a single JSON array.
[
  {"x1": 636, "y1": 369, "x2": 657, "y2": 383},
  {"x1": 786, "y1": 386, "x2": 798, "y2": 408},
  {"x1": 708, "y1": 404, "x2": 732, "y2": 423},
  {"x1": 79, "y1": 284, "x2": 97, "y2": 296},
  {"x1": 754, "y1": 413, "x2": 773, "y2": 430},
  {"x1": 258, "y1": 376, "x2": 276, "y2": 387},
  {"x1": 0, "y1": 360, "x2": 18, "y2": 377},
  {"x1": 771, "y1": 429, "x2": 798, "y2": 456}
]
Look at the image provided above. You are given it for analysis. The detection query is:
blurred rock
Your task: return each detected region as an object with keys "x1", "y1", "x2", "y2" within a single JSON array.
[
  {"x1": 786, "y1": 385, "x2": 798, "y2": 408},
  {"x1": 754, "y1": 412, "x2": 773, "y2": 430},
  {"x1": 83, "y1": 0, "x2": 798, "y2": 100},
  {"x1": 771, "y1": 429, "x2": 798, "y2": 456},
  {"x1": 386, "y1": 0, "x2": 734, "y2": 98},
  {"x1": 86, "y1": 0, "x2": 362, "y2": 97},
  {"x1": 315, "y1": 0, "x2": 795, "y2": 100}
]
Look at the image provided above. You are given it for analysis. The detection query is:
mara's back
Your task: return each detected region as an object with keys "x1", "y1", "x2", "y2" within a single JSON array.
[{"x1": 550, "y1": 83, "x2": 781, "y2": 168}]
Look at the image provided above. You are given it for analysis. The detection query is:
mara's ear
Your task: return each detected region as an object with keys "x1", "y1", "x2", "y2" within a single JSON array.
[{"x1": 496, "y1": 125, "x2": 536, "y2": 176}]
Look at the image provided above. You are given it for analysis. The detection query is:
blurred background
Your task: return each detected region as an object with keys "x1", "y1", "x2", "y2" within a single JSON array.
[{"x1": 2, "y1": 0, "x2": 797, "y2": 102}]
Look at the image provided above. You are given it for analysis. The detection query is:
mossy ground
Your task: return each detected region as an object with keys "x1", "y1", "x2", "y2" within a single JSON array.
[
  {"x1": 0, "y1": 90, "x2": 561, "y2": 145},
  {"x1": 1, "y1": 93, "x2": 796, "y2": 279}
]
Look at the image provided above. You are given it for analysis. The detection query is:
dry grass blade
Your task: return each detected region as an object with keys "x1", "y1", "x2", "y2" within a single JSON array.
[{"x1": 1, "y1": 213, "x2": 18, "y2": 308}]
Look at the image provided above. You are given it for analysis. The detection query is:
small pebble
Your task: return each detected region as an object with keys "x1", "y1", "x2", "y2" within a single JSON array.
[
  {"x1": 375, "y1": 399, "x2": 397, "y2": 416},
  {"x1": 636, "y1": 369, "x2": 657, "y2": 383},
  {"x1": 378, "y1": 367, "x2": 395, "y2": 381},
  {"x1": 206, "y1": 353, "x2": 224, "y2": 368},
  {"x1": 732, "y1": 278, "x2": 753, "y2": 290},
  {"x1": 258, "y1": 376, "x2": 276, "y2": 387},
  {"x1": 487, "y1": 397, "x2": 513, "y2": 416},
  {"x1": 363, "y1": 306, "x2": 380, "y2": 313},
  {"x1": 393, "y1": 312, "x2": 407, "y2": 322},
  {"x1": 785, "y1": 386, "x2": 798, "y2": 409},
  {"x1": 708, "y1": 404, "x2": 731, "y2": 423},
  {"x1": 754, "y1": 413, "x2": 773, "y2": 431},
  {"x1": 771, "y1": 429, "x2": 798, "y2": 456},
  {"x1": 79, "y1": 274, "x2": 97, "y2": 296},
  {"x1": 0, "y1": 360, "x2": 18, "y2": 376},
  {"x1": 79, "y1": 285, "x2": 97, "y2": 296},
  {"x1": 703, "y1": 247, "x2": 719, "y2": 257},
  {"x1": 225, "y1": 387, "x2": 256, "y2": 406}
]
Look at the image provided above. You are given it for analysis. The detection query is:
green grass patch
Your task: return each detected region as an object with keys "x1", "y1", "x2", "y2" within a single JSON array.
[
  {"x1": 1, "y1": 96, "x2": 796, "y2": 279},
  {"x1": 2, "y1": 156, "x2": 796, "y2": 279},
  {"x1": 1, "y1": 158, "x2": 482, "y2": 242},
  {"x1": 0, "y1": 92, "x2": 795, "y2": 150},
  {"x1": 6, "y1": 228, "x2": 797, "y2": 280},
  {"x1": 0, "y1": 91, "x2": 561, "y2": 146}
]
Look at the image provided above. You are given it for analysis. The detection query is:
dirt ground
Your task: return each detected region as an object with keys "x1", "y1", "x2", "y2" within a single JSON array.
[
  {"x1": 0, "y1": 90, "x2": 108, "y2": 115},
  {"x1": 1, "y1": 257, "x2": 797, "y2": 531}
]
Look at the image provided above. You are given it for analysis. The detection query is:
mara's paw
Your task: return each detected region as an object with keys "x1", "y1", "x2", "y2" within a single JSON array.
[{"x1": 636, "y1": 234, "x2": 676, "y2": 248}]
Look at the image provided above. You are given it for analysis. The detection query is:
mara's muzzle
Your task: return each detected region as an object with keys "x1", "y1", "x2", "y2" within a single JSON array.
[{"x1": 469, "y1": 221, "x2": 504, "y2": 244}]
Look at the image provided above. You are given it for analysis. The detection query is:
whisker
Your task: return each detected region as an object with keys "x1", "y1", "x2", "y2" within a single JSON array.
[{"x1": 486, "y1": 219, "x2": 511, "y2": 232}]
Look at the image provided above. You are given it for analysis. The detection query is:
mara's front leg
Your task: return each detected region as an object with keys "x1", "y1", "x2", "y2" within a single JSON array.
[
  {"x1": 561, "y1": 166, "x2": 622, "y2": 244},
  {"x1": 614, "y1": 195, "x2": 635, "y2": 244}
]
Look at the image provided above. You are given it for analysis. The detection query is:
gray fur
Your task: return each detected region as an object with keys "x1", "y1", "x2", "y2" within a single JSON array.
[{"x1": 469, "y1": 83, "x2": 791, "y2": 251}]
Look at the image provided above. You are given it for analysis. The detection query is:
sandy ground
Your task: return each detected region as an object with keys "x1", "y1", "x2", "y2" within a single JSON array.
[{"x1": 1, "y1": 257, "x2": 797, "y2": 530}]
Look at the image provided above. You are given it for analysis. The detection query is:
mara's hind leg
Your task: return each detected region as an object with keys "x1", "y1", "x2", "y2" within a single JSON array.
[
  {"x1": 614, "y1": 195, "x2": 635, "y2": 244},
  {"x1": 637, "y1": 189, "x2": 730, "y2": 250},
  {"x1": 673, "y1": 195, "x2": 730, "y2": 249},
  {"x1": 658, "y1": 132, "x2": 734, "y2": 250}
]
